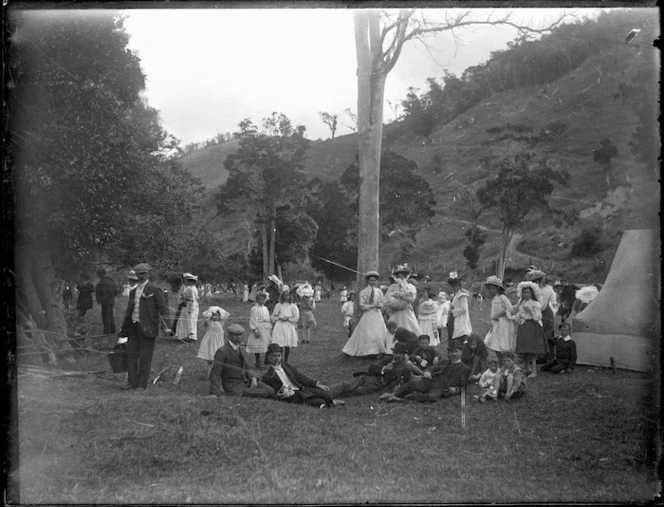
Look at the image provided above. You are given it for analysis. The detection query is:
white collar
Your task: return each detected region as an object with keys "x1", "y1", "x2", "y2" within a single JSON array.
[
  {"x1": 562, "y1": 335, "x2": 572, "y2": 342},
  {"x1": 228, "y1": 341, "x2": 240, "y2": 351}
]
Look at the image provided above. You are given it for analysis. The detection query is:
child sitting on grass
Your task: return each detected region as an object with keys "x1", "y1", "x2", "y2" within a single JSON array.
[
  {"x1": 409, "y1": 334, "x2": 442, "y2": 371},
  {"x1": 541, "y1": 322, "x2": 577, "y2": 374},
  {"x1": 474, "y1": 357, "x2": 501, "y2": 403},
  {"x1": 495, "y1": 352, "x2": 527, "y2": 401}
]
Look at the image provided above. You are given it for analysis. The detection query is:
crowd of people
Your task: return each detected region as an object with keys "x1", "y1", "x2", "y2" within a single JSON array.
[{"x1": 105, "y1": 261, "x2": 589, "y2": 408}]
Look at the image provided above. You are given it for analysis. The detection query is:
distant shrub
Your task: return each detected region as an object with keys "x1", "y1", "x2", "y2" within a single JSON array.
[{"x1": 570, "y1": 228, "x2": 603, "y2": 258}]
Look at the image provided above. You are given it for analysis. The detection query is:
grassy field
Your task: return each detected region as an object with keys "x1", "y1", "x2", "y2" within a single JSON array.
[{"x1": 11, "y1": 294, "x2": 660, "y2": 504}]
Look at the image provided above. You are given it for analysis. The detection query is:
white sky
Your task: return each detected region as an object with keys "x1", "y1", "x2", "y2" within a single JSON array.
[{"x1": 122, "y1": 7, "x2": 603, "y2": 145}]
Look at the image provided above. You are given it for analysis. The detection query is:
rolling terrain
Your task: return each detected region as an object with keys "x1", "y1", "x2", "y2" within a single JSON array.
[{"x1": 178, "y1": 32, "x2": 659, "y2": 283}]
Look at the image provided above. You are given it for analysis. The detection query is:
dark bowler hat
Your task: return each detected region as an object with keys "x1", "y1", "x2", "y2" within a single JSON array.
[
  {"x1": 448, "y1": 342, "x2": 463, "y2": 352},
  {"x1": 393, "y1": 342, "x2": 409, "y2": 355},
  {"x1": 266, "y1": 343, "x2": 283, "y2": 356}
]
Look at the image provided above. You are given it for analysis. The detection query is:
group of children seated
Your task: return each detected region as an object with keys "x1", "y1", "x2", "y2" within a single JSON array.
[{"x1": 400, "y1": 320, "x2": 577, "y2": 404}]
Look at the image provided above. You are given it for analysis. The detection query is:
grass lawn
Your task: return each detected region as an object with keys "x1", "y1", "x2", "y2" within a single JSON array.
[{"x1": 11, "y1": 294, "x2": 660, "y2": 504}]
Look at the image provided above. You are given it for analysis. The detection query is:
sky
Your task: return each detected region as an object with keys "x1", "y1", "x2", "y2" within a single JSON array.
[{"x1": 122, "y1": 7, "x2": 603, "y2": 145}]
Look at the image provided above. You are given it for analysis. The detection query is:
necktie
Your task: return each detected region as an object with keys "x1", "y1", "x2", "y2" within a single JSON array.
[
  {"x1": 369, "y1": 288, "x2": 374, "y2": 304},
  {"x1": 238, "y1": 348, "x2": 245, "y2": 365}
]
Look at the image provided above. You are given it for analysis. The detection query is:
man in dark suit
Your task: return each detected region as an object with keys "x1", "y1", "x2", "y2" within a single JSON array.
[
  {"x1": 118, "y1": 263, "x2": 173, "y2": 390},
  {"x1": 386, "y1": 321, "x2": 420, "y2": 355},
  {"x1": 387, "y1": 341, "x2": 470, "y2": 402},
  {"x1": 96, "y1": 268, "x2": 118, "y2": 334},
  {"x1": 261, "y1": 343, "x2": 338, "y2": 408},
  {"x1": 208, "y1": 324, "x2": 274, "y2": 398}
]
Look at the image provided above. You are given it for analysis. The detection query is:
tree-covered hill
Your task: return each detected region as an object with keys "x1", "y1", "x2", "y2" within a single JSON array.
[{"x1": 179, "y1": 9, "x2": 659, "y2": 283}]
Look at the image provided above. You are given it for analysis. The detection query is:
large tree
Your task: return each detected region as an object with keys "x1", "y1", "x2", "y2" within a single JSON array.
[
  {"x1": 352, "y1": 8, "x2": 565, "y2": 288},
  {"x1": 7, "y1": 11, "x2": 199, "y2": 355},
  {"x1": 217, "y1": 113, "x2": 310, "y2": 279}
]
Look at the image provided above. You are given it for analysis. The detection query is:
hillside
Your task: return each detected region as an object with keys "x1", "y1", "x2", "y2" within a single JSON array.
[{"x1": 178, "y1": 31, "x2": 659, "y2": 282}]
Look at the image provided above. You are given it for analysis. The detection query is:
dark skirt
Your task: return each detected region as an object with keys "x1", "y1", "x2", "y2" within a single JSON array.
[{"x1": 515, "y1": 320, "x2": 549, "y2": 355}]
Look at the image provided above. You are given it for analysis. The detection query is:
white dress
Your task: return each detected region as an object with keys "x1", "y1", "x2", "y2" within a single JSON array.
[
  {"x1": 176, "y1": 285, "x2": 199, "y2": 341},
  {"x1": 450, "y1": 289, "x2": 472, "y2": 339},
  {"x1": 484, "y1": 294, "x2": 517, "y2": 353},
  {"x1": 341, "y1": 301, "x2": 354, "y2": 328},
  {"x1": 339, "y1": 289, "x2": 348, "y2": 302},
  {"x1": 385, "y1": 280, "x2": 421, "y2": 335},
  {"x1": 197, "y1": 310, "x2": 230, "y2": 361},
  {"x1": 314, "y1": 286, "x2": 322, "y2": 303},
  {"x1": 247, "y1": 304, "x2": 272, "y2": 353},
  {"x1": 271, "y1": 302, "x2": 300, "y2": 348},
  {"x1": 417, "y1": 299, "x2": 440, "y2": 346},
  {"x1": 342, "y1": 286, "x2": 388, "y2": 357}
]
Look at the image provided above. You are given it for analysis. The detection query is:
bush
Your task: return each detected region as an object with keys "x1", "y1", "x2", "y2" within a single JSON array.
[{"x1": 570, "y1": 228, "x2": 603, "y2": 258}]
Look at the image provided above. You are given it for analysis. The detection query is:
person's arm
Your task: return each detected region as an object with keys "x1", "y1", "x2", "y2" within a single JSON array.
[
  {"x1": 532, "y1": 301, "x2": 543, "y2": 324},
  {"x1": 451, "y1": 293, "x2": 468, "y2": 317},
  {"x1": 154, "y1": 288, "x2": 173, "y2": 333},
  {"x1": 270, "y1": 304, "x2": 280, "y2": 324},
  {"x1": 407, "y1": 361, "x2": 423, "y2": 376},
  {"x1": 289, "y1": 304, "x2": 300, "y2": 324}
]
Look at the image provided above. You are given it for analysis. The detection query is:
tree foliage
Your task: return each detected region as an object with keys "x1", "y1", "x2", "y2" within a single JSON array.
[
  {"x1": 318, "y1": 112, "x2": 339, "y2": 139},
  {"x1": 217, "y1": 113, "x2": 311, "y2": 278}
]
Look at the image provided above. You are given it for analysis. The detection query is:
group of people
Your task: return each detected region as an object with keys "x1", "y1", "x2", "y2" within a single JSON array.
[{"x1": 115, "y1": 261, "x2": 579, "y2": 409}]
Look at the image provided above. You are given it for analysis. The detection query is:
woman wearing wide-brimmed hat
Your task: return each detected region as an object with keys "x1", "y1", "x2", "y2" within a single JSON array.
[
  {"x1": 384, "y1": 264, "x2": 421, "y2": 336},
  {"x1": 482, "y1": 275, "x2": 516, "y2": 363},
  {"x1": 509, "y1": 280, "x2": 549, "y2": 377},
  {"x1": 342, "y1": 271, "x2": 388, "y2": 357},
  {"x1": 175, "y1": 273, "x2": 200, "y2": 343}
]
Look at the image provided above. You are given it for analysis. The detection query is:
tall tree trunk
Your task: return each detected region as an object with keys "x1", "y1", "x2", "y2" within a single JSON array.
[
  {"x1": 497, "y1": 226, "x2": 514, "y2": 279},
  {"x1": 354, "y1": 10, "x2": 386, "y2": 320},
  {"x1": 261, "y1": 223, "x2": 269, "y2": 282},
  {"x1": 268, "y1": 212, "x2": 277, "y2": 277}
]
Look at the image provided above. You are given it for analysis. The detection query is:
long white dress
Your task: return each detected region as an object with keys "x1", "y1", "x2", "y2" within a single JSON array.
[
  {"x1": 176, "y1": 285, "x2": 199, "y2": 341},
  {"x1": 247, "y1": 303, "x2": 272, "y2": 353},
  {"x1": 385, "y1": 280, "x2": 421, "y2": 335},
  {"x1": 484, "y1": 294, "x2": 517, "y2": 353},
  {"x1": 450, "y1": 289, "x2": 472, "y2": 339},
  {"x1": 417, "y1": 299, "x2": 440, "y2": 346},
  {"x1": 197, "y1": 309, "x2": 230, "y2": 361},
  {"x1": 342, "y1": 285, "x2": 388, "y2": 357},
  {"x1": 271, "y1": 302, "x2": 300, "y2": 348}
]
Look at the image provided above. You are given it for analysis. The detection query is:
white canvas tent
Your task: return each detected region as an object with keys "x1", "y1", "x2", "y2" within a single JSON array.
[{"x1": 571, "y1": 229, "x2": 660, "y2": 372}]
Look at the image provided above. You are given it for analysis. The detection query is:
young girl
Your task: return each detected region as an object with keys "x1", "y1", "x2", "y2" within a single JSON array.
[
  {"x1": 510, "y1": 281, "x2": 549, "y2": 378},
  {"x1": 270, "y1": 287, "x2": 300, "y2": 363},
  {"x1": 197, "y1": 306, "x2": 230, "y2": 376},
  {"x1": 297, "y1": 284, "x2": 317, "y2": 344},
  {"x1": 247, "y1": 292, "x2": 272, "y2": 369},
  {"x1": 495, "y1": 352, "x2": 527, "y2": 400},
  {"x1": 461, "y1": 333, "x2": 489, "y2": 382},
  {"x1": 341, "y1": 292, "x2": 355, "y2": 337},
  {"x1": 435, "y1": 291, "x2": 450, "y2": 358},
  {"x1": 417, "y1": 292, "x2": 440, "y2": 346},
  {"x1": 483, "y1": 275, "x2": 517, "y2": 364},
  {"x1": 447, "y1": 273, "x2": 472, "y2": 347},
  {"x1": 475, "y1": 357, "x2": 501, "y2": 403}
]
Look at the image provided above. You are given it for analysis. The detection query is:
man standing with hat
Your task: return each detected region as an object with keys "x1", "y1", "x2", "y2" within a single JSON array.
[
  {"x1": 95, "y1": 268, "x2": 118, "y2": 334},
  {"x1": 118, "y1": 263, "x2": 173, "y2": 390},
  {"x1": 261, "y1": 343, "x2": 338, "y2": 408},
  {"x1": 387, "y1": 341, "x2": 470, "y2": 402},
  {"x1": 209, "y1": 324, "x2": 275, "y2": 398}
]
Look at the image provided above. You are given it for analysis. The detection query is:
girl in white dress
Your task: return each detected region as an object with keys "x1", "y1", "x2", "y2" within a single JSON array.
[
  {"x1": 417, "y1": 292, "x2": 440, "y2": 346},
  {"x1": 341, "y1": 293, "x2": 355, "y2": 336},
  {"x1": 385, "y1": 264, "x2": 421, "y2": 335},
  {"x1": 314, "y1": 282, "x2": 322, "y2": 303},
  {"x1": 482, "y1": 276, "x2": 516, "y2": 364},
  {"x1": 197, "y1": 305, "x2": 230, "y2": 375},
  {"x1": 270, "y1": 287, "x2": 300, "y2": 363},
  {"x1": 247, "y1": 292, "x2": 272, "y2": 369},
  {"x1": 436, "y1": 291, "x2": 450, "y2": 357},
  {"x1": 176, "y1": 274, "x2": 200, "y2": 342},
  {"x1": 342, "y1": 271, "x2": 388, "y2": 357},
  {"x1": 447, "y1": 273, "x2": 472, "y2": 346}
]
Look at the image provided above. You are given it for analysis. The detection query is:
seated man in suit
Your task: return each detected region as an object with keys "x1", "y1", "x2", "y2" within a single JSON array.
[
  {"x1": 208, "y1": 324, "x2": 274, "y2": 398},
  {"x1": 261, "y1": 343, "x2": 338, "y2": 408},
  {"x1": 328, "y1": 342, "x2": 422, "y2": 399},
  {"x1": 387, "y1": 341, "x2": 470, "y2": 402}
]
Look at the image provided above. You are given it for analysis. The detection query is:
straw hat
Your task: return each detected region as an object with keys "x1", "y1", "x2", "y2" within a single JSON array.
[
  {"x1": 576, "y1": 285, "x2": 599, "y2": 304},
  {"x1": 526, "y1": 269, "x2": 546, "y2": 282},
  {"x1": 392, "y1": 264, "x2": 412, "y2": 276},
  {"x1": 484, "y1": 275, "x2": 504, "y2": 290},
  {"x1": 364, "y1": 270, "x2": 380, "y2": 280}
]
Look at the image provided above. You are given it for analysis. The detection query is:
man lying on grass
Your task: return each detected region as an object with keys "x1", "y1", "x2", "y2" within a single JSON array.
[
  {"x1": 261, "y1": 343, "x2": 343, "y2": 408},
  {"x1": 328, "y1": 342, "x2": 423, "y2": 399},
  {"x1": 386, "y1": 341, "x2": 470, "y2": 403}
]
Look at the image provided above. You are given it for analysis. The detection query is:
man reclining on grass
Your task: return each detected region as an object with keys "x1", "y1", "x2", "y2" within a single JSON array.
[
  {"x1": 327, "y1": 342, "x2": 423, "y2": 399},
  {"x1": 386, "y1": 341, "x2": 469, "y2": 403},
  {"x1": 261, "y1": 343, "x2": 341, "y2": 408}
]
